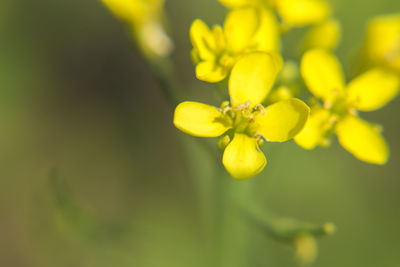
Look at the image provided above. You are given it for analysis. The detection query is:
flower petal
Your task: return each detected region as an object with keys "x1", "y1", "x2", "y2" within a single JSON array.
[
  {"x1": 346, "y1": 68, "x2": 400, "y2": 111},
  {"x1": 365, "y1": 14, "x2": 400, "y2": 72},
  {"x1": 294, "y1": 107, "x2": 332, "y2": 149},
  {"x1": 222, "y1": 133, "x2": 266, "y2": 180},
  {"x1": 276, "y1": 0, "x2": 330, "y2": 27},
  {"x1": 195, "y1": 61, "x2": 228, "y2": 83},
  {"x1": 256, "y1": 98, "x2": 310, "y2": 142},
  {"x1": 229, "y1": 52, "x2": 282, "y2": 107},
  {"x1": 174, "y1": 101, "x2": 231, "y2": 137},
  {"x1": 102, "y1": 0, "x2": 143, "y2": 22},
  {"x1": 219, "y1": 0, "x2": 252, "y2": 8},
  {"x1": 335, "y1": 115, "x2": 389, "y2": 164},
  {"x1": 301, "y1": 49, "x2": 345, "y2": 100},
  {"x1": 251, "y1": 9, "x2": 280, "y2": 52},
  {"x1": 190, "y1": 19, "x2": 216, "y2": 61},
  {"x1": 303, "y1": 19, "x2": 341, "y2": 51},
  {"x1": 224, "y1": 7, "x2": 259, "y2": 53}
]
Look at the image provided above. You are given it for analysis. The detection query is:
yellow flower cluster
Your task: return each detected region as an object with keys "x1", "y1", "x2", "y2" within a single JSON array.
[
  {"x1": 172, "y1": 1, "x2": 400, "y2": 180},
  {"x1": 100, "y1": 0, "x2": 400, "y2": 179},
  {"x1": 295, "y1": 49, "x2": 399, "y2": 164},
  {"x1": 190, "y1": 7, "x2": 280, "y2": 82},
  {"x1": 174, "y1": 53, "x2": 309, "y2": 179}
]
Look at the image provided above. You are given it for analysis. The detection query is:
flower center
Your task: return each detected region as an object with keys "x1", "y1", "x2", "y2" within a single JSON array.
[{"x1": 221, "y1": 101, "x2": 265, "y2": 137}]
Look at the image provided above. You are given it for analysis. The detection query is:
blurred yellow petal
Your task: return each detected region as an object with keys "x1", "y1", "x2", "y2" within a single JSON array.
[
  {"x1": 303, "y1": 19, "x2": 341, "y2": 50},
  {"x1": 267, "y1": 85, "x2": 294, "y2": 104},
  {"x1": 301, "y1": 49, "x2": 345, "y2": 100},
  {"x1": 224, "y1": 7, "x2": 259, "y2": 53},
  {"x1": 335, "y1": 115, "x2": 389, "y2": 164},
  {"x1": 138, "y1": 21, "x2": 173, "y2": 57},
  {"x1": 295, "y1": 234, "x2": 318, "y2": 266},
  {"x1": 102, "y1": 0, "x2": 145, "y2": 22},
  {"x1": 276, "y1": 0, "x2": 330, "y2": 27},
  {"x1": 195, "y1": 61, "x2": 228, "y2": 83},
  {"x1": 346, "y1": 68, "x2": 400, "y2": 111},
  {"x1": 294, "y1": 107, "x2": 332, "y2": 149},
  {"x1": 190, "y1": 19, "x2": 216, "y2": 60},
  {"x1": 212, "y1": 25, "x2": 226, "y2": 49},
  {"x1": 222, "y1": 133, "x2": 266, "y2": 180},
  {"x1": 174, "y1": 101, "x2": 232, "y2": 137},
  {"x1": 256, "y1": 98, "x2": 310, "y2": 142},
  {"x1": 219, "y1": 0, "x2": 253, "y2": 8},
  {"x1": 365, "y1": 14, "x2": 400, "y2": 72},
  {"x1": 229, "y1": 52, "x2": 282, "y2": 107},
  {"x1": 191, "y1": 48, "x2": 201, "y2": 64},
  {"x1": 251, "y1": 9, "x2": 280, "y2": 52}
]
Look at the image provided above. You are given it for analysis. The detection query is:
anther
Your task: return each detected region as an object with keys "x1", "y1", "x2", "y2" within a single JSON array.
[{"x1": 254, "y1": 104, "x2": 266, "y2": 115}]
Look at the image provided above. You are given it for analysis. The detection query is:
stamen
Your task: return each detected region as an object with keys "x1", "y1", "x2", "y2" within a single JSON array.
[
  {"x1": 254, "y1": 104, "x2": 266, "y2": 115},
  {"x1": 234, "y1": 100, "x2": 251, "y2": 111},
  {"x1": 324, "y1": 100, "x2": 332, "y2": 109}
]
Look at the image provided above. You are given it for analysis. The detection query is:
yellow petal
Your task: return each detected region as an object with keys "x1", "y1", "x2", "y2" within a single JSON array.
[
  {"x1": 251, "y1": 9, "x2": 280, "y2": 52},
  {"x1": 365, "y1": 14, "x2": 400, "y2": 72},
  {"x1": 346, "y1": 68, "x2": 400, "y2": 111},
  {"x1": 294, "y1": 107, "x2": 332, "y2": 149},
  {"x1": 256, "y1": 98, "x2": 310, "y2": 142},
  {"x1": 195, "y1": 61, "x2": 228, "y2": 83},
  {"x1": 102, "y1": 0, "x2": 145, "y2": 22},
  {"x1": 276, "y1": 0, "x2": 330, "y2": 27},
  {"x1": 335, "y1": 115, "x2": 389, "y2": 164},
  {"x1": 222, "y1": 133, "x2": 266, "y2": 180},
  {"x1": 219, "y1": 0, "x2": 253, "y2": 8},
  {"x1": 229, "y1": 52, "x2": 282, "y2": 107},
  {"x1": 190, "y1": 19, "x2": 216, "y2": 61},
  {"x1": 224, "y1": 7, "x2": 259, "y2": 53},
  {"x1": 303, "y1": 19, "x2": 341, "y2": 51},
  {"x1": 173, "y1": 101, "x2": 232, "y2": 137},
  {"x1": 301, "y1": 49, "x2": 345, "y2": 100},
  {"x1": 212, "y1": 25, "x2": 226, "y2": 50},
  {"x1": 267, "y1": 85, "x2": 294, "y2": 104}
]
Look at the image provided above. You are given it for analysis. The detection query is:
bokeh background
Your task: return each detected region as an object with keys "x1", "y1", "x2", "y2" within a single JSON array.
[{"x1": 1, "y1": 0, "x2": 400, "y2": 266}]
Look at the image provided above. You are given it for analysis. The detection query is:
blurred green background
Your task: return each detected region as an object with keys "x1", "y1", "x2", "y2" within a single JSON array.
[{"x1": 1, "y1": 0, "x2": 400, "y2": 266}]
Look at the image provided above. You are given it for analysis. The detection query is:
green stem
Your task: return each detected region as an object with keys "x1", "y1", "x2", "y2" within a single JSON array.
[{"x1": 145, "y1": 57, "x2": 182, "y2": 107}]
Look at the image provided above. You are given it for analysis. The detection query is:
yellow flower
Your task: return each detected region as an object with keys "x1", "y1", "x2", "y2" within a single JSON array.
[
  {"x1": 266, "y1": 61, "x2": 300, "y2": 104},
  {"x1": 275, "y1": 0, "x2": 330, "y2": 27},
  {"x1": 364, "y1": 13, "x2": 400, "y2": 72},
  {"x1": 294, "y1": 234, "x2": 318, "y2": 266},
  {"x1": 295, "y1": 49, "x2": 400, "y2": 164},
  {"x1": 174, "y1": 53, "x2": 310, "y2": 180},
  {"x1": 101, "y1": 0, "x2": 173, "y2": 57},
  {"x1": 219, "y1": 0, "x2": 331, "y2": 27},
  {"x1": 190, "y1": 7, "x2": 280, "y2": 82}
]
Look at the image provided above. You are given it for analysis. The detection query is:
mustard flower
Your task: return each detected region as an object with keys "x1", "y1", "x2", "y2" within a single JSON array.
[
  {"x1": 190, "y1": 7, "x2": 280, "y2": 82},
  {"x1": 364, "y1": 13, "x2": 400, "y2": 72},
  {"x1": 295, "y1": 49, "x2": 400, "y2": 164},
  {"x1": 219, "y1": 0, "x2": 331, "y2": 27},
  {"x1": 102, "y1": 0, "x2": 173, "y2": 57},
  {"x1": 174, "y1": 52, "x2": 310, "y2": 180}
]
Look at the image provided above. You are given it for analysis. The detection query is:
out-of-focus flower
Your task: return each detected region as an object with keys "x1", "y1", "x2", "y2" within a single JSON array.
[
  {"x1": 364, "y1": 13, "x2": 400, "y2": 72},
  {"x1": 267, "y1": 61, "x2": 300, "y2": 104},
  {"x1": 275, "y1": 0, "x2": 331, "y2": 27},
  {"x1": 295, "y1": 49, "x2": 400, "y2": 164},
  {"x1": 190, "y1": 7, "x2": 280, "y2": 82},
  {"x1": 219, "y1": 0, "x2": 331, "y2": 27},
  {"x1": 294, "y1": 234, "x2": 318, "y2": 266},
  {"x1": 102, "y1": 0, "x2": 173, "y2": 58},
  {"x1": 174, "y1": 53, "x2": 309, "y2": 179},
  {"x1": 303, "y1": 19, "x2": 341, "y2": 51}
]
